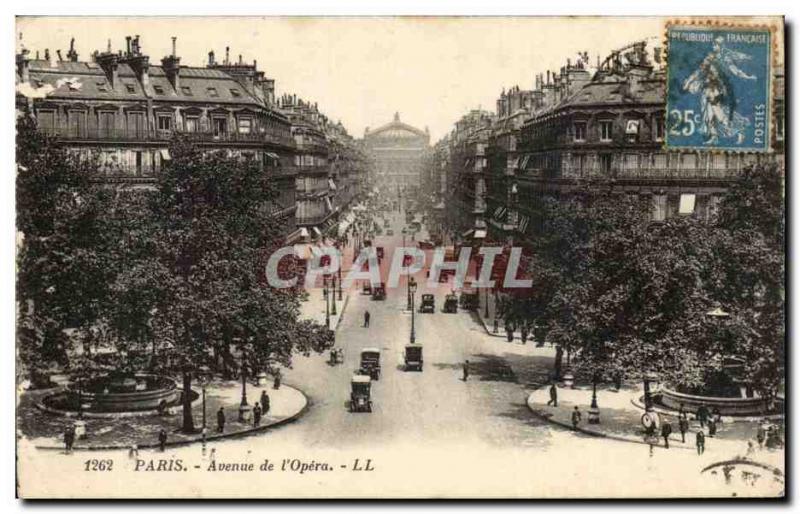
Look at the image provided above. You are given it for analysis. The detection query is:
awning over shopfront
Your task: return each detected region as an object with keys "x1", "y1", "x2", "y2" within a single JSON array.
[
  {"x1": 312, "y1": 227, "x2": 323, "y2": 238},
  {"x1": 474, "y1": 229, "x2": 487, "y2": 239},
  {"x1": 517, "y1": 215, "x2": 530, "y2": 234}
]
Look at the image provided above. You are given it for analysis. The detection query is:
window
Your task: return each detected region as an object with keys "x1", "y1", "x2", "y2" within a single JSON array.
[
  {"x1": 134, "y1": 151, "x2": 143, "y2": 175},
  {"x1": 230, "y1": 88, "x2": 241, "y2": 97},
  {"x1": 212, "y1": 117, "x2": 227, "y2": 137},
  {"x1": 126, "y1": 111, "x2": 146, "y2": 138},
  {"x1": 653, "y1": 116, "x2": 665, "y2": 141},
  {"x1": 181, "y1": 86, "x2": 193, "y2": 96},
  {"x1": 125, "y1": 83, "x2": 136, "y2": 93},
  {"x1": 573, "y1": 122, "x2": 587, "y2": 142},
  {"x1": 98, "y1": 111, "x2": 116, "y2": 137},
  {"x1": 237, "y1": 117, "x2": 252, "y2": 134},
  {"x1": 600, "y1": 153, "x2": 612, "y2": 174},
  {"x1": 37, "y1": 109, "x2": 56, "y2": 135},
  {"x1": 96, "y1": 81, "x2": 108, "y2": 93},
  {"x1": 207, "y1": 87, "x2": 219, "y2": 97},
  {"x1": 679, "y1": 194, "x2": 696, "y2": 215},
  {"x1": 184, "y1": 115, "x2": 198, "y2": 133},
  {"x1": 599, "y1": 120, "x2": 613, "y2": 142},
  {"x1": 68, "y1": 110, "x2": 87, "y2": 138},
  {"x1": 652, "y1": 195, "x2": 667, "y2": 222},
  {"x1": 153, "y1": 85, "x2": 165, "y2": 95},
  {"x1": 157, "y1": 114, "x2": 172, "y2": 131}
]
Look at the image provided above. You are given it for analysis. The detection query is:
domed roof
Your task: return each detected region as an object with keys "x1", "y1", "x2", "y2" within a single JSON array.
[{"x1": 367, "y1": 112, "x2": 428, "y2": 140}]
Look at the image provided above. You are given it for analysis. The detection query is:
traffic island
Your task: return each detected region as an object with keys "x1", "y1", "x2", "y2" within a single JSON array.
[
  {"x1": 19, "y1": 380, "x2": 308, "y2": 451},
  {"x1": 526, "y1": 384, "x2": 772, "y2": 452}
]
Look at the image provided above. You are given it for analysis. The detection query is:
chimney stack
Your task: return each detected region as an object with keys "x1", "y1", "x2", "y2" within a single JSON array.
[
  {"x1": 225, "y1": 46, "x2": 230, "y2": 65},
  {"x1": 126, "y1": 36, "x2": 132, "y2": 56},
  {"x1": 171, "y1": 36, "x2": 176, "y2": 57},
  {"x1": 162, "y1": 37, "x2": 181, "y2": 90},
  {"x1": 208, "y1": 50, "x2": 215, "y2": 66},
  {"x1": 56, "y1": 49, "x2": 63, "y2": 61},
  {"x1": 16, "y1": 47, "x2": 31, "y2": 83},
  {"x1": 96, "y1": 51, "x2": 119, "y2": 88},
  {"x1": 67, "y1": 37, "x2": 78, "y2": 62}
]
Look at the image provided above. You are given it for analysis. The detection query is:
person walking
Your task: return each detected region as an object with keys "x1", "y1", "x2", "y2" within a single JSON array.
[
  {"x1": 696, "y1": 430, "x2": 706, "y2": 455},
  {"x1": 273, "y1": 370, "x2": 281, "y2": 390},
  {"x1": 253, "y1": 402, "x2": 262, "y2": 427},
  {"x1": 571, "y1": 406, "x2": 582, "y2": 429},
  {"x1": 64, "y1": 425, "x2": 75, "y2": 454},
  {"x1": 678, "y1": 403, "x2": 687, "y2": 420},
  {"x1": 260, "y1": 390, "x2": 270, "y2": 415},
  {"x1": 708, "y1": 418, "x2": 717, "y2": 438},
  {"x1": 216, "y1": 407, "x2": 226, "y2": 433},
  {"x1": 696, "y1": 403, "x2": 710, "y2": 428},
  {"x1": 158, "y1": 428, "x2": 168, "y2": 452},
  {"x1": 547, "y1": 383, "x2": 558, "y2": 407},
  {"x1": 661, "y1": 420, "x2": 673, "y2": 449},
  {"x1": 679, "y1": 415, "x2": 689, "y2": 443},
  {"x1": 757, "y1": 423, "x2": 767, "y2": 449},
  {"x1": 364, "y1": 310, "x2": 371, "y2": 328},
  {"x1": 462, "y1": 360, "x2": 470, "y2": 381}
]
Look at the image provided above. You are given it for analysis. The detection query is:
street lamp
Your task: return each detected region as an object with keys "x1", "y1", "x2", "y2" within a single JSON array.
[
  {"x1": 323, "y1": 276, "x2": 331, "y2": 329},
  {"x1": 239, "y1": 352, "x2": 251, "y2": 422},
  {"x1": 338, "y1": 261, "x2": 343, "y2": 300},
  {"x1": 409, "y1": 277, "x2": 418, "y2": 344},
  {"x1": 331, "y1": 275, "x2": 338, "y2": 316}
]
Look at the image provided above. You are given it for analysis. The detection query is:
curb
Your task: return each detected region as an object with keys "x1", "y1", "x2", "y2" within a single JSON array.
[
  {"x1": 334, "y1": 291, "x2": 351, "y2": 331},
  {"x1": 33, "y1": 384, "x2": 309, "y2": 452},
  {"x1": 628, "y1": 396, "x2": 785, "y2": 424},
  {"x1": 526, "y1": 388, "x2": 695, "y2": 450}
]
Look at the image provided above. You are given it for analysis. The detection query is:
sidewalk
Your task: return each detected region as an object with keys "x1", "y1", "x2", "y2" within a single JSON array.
[
  {"x1": 21, "y1": 380, "x2": 308, "y2": 451},
  {"x1": 299, "y1": 285, "x2": 352, "y2": 330},
  {"x1": 527, "y1": 384, "x2": 770, "y2": 453}
]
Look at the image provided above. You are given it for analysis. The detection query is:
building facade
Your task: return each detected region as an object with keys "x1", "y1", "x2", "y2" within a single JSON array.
[{"x1": 363, "y1": 112, "x2": 430, "y2": 189}]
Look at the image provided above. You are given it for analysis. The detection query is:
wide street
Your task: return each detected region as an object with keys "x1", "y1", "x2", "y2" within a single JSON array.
[{"x1": 17, "y1": 205, "x2": 783, "y2": 498}]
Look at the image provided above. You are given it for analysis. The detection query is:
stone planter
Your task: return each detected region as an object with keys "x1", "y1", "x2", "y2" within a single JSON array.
[{"x1": 562, "y1": 372, "x2": 575, "y2": 389}]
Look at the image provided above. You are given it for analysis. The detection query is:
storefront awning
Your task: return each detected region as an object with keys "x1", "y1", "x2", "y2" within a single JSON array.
[
  {"x1": 312, "y1": 227, "x2": 323, "y2": 238},
  {"x1": 474, "y1": 229, "x2": 487, "y2": 239},
  {"x1": 159, "y1": 148, "x2": 171, "y2": 160}
]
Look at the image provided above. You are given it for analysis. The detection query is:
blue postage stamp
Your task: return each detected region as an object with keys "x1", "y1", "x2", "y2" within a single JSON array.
[{"x1": 666, "y1": 24, "x2": 772, "y2": 151}]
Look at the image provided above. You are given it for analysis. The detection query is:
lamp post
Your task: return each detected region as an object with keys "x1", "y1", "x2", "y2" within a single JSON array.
[
  {"x1": 484, "y1": 286, "x2": 490, "y2": 319},
  {"x1": 588, "y1": 373, "x2": 600, "y2": 424},
  {"x1": 338, "y1": 263, "x2": 343, "y2": 301},
  {"x1": 324, "y1": 276, "x2": 331, "y2": 329},
  {"x1": 239, "y1": 353, "x2": 251, "y2": 422},
  {"x1": 409, "y1": 277, "x2": 418, "y2": 344},
  {"x1": 331, "y1": 275, "x2": 338, "y2": 316}
]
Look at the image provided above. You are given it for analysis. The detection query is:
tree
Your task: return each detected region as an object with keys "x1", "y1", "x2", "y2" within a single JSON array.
[
  {"x1": 16, "y1": 111, "x2": 116, "y2": 385},
  {"x1": 119, "y1": 139, "x2": 333, "y2": 432}
]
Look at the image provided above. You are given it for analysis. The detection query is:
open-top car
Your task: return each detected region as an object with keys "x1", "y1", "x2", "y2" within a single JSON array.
[
  {"x1": 420, "y1": 293, "x2": 435, "y2": 313},
  {"x1": 349, "y1": 375, "x2": 372, "y2": 413},
  {"x1": 359, "y1": 348, "x2": 381, "y2": 380},
  {"x1": 443, "y1": 293, "x2": 459, "y2": 313},
  {"x1": 404, "y1": 344, "x2": 423, "y2": 371}
]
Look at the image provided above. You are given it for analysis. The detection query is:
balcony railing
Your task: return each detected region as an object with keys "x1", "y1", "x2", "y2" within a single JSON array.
[
  {"x1": 50, "y1": 127, "x2": 295, "y2": 147},
  {"x1": 559, "y1": 167, "x2": 742, "y2": 181}
]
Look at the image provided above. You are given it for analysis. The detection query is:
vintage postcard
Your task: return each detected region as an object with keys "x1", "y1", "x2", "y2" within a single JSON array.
[{"x1": 14, "y1": 15, "x2": 785, "y2": 499}]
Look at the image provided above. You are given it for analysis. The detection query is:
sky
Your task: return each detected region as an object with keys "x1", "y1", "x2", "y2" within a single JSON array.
[{"x1": 17, "y1": 16, "x2": 666, "y2": 141}]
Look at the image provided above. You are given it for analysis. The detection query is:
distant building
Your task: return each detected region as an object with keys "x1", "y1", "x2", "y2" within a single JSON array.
[{"x1": 363, "y1": 112, "x2": 430, "y2": 189}]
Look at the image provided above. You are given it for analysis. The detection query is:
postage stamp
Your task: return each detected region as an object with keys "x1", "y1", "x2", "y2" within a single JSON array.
[{"x1": 665, "y1": 23, "x2": 773, "y2": 152}]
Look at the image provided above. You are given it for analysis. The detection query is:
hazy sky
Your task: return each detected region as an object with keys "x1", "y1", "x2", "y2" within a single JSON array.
[{"x1": 17, "y1": 16, "x2": 665, "y2": 140}]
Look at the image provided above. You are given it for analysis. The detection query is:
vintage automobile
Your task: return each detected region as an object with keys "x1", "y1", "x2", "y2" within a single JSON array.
[
  {"x1": 349, "y1": 375, "x2": 373, "y2": 413},
  {"x1": 460, "y1": 291, "x2": 480, "y2": 311},
  {"x1": 419, "y1": 293, "x2": 435, "y2": 313},
  {"x1": 443, "y1": 293, "x2": 459, "y2": 313},
  {"x1": 404, "y1": 344, "x2": 423, "y2": 371},
  {"x1": 372, "y1": 283, "x2": 387, "y2": 301},
  {"x1": 359, "y1": 348, "x2": 381, "y2": 380}
]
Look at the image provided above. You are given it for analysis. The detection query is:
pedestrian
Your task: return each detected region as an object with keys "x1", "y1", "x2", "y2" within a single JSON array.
[
  {"x1": 696, "y1": 430, "x2": 706, "y2": 455},
  {"x1": 462, "y1": 360, "x2": 470, "y2": 381},
  {"x1": 253, "y1": 402, "x2": 262, "y2": 427},
  {"x1": 547, "y1": 383, "x2": 558, "y2": 407},
  {"x1": 273, "y1": 370, "x2": 281, "y2": 390},
  {"x1": 712, "y1": 406, "x2": 722, "y2": 424},
  {"x1": 364, "y1": 310, "x2": 371, "y2": 328},
  {"x1": 678, "y1": 402, "x2": 686, "y2": 420},
  {"x1": 661, "y1": 420, "x2": 673, "y2": 449},
  {"x1": 756, "y1": 423, "x2": 767, "y2": 449},
  {"x1": 571, "y1": 406, "x2": 582, "y2": 429},
  {"x1": 64, "y1": 425, "x2": 75, "y2": 454},
  {"x1": 708, "y1": 418, "x2": 717, "y2": 438},
  {"x1": 679, "y1": 415, "x2": 689, "y2": 443},
  {"x1": 696, "y1": 403, "x2": 710, "y2": 428},
  {"x1": 158, "y1": 428, "x2": 168, "y2": 452},
  {"x1": 260, "y1": 390, "x2": 270, "y2": 415},
  {"x1": 217, "y1": 407, "x2": 226, "y2": 433},
  {"x1": 493, "y1": 318, "x2": 499, "y2": 333}
]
